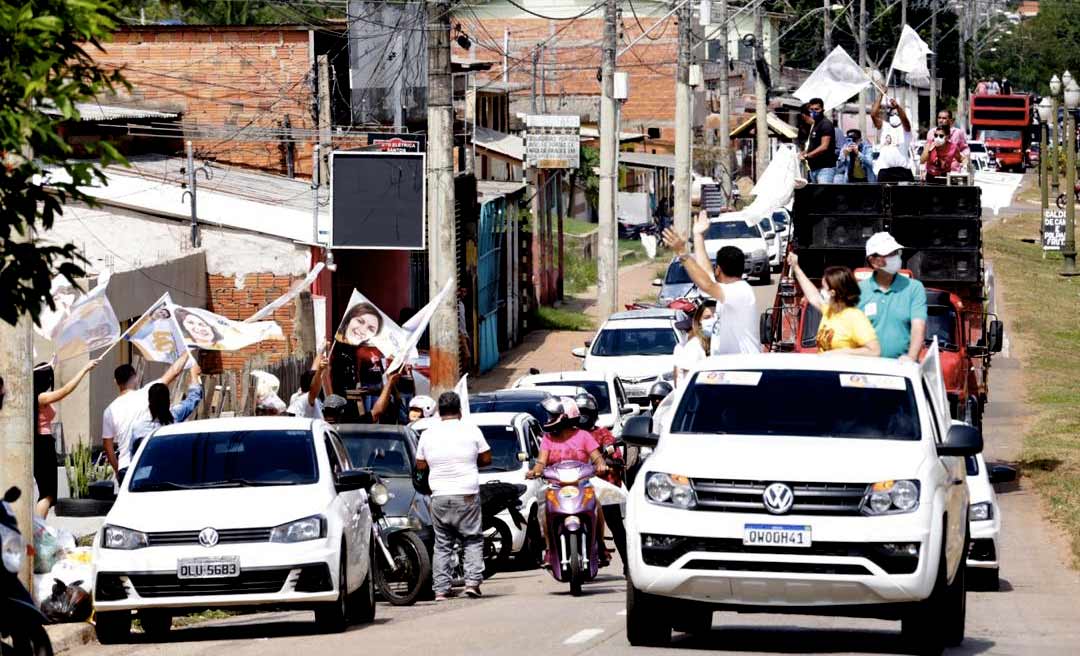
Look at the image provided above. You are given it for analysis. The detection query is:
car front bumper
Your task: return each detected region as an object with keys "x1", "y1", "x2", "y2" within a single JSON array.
[
  {"x1": 743, "y1": 254, "x2": 768, "y2": 277},
  {"x1": 966, "y1": 517, "x2": 1000, "y2": 569},
  {"x1": 93, "y1": 539, "x2": 341, "y2": 612},
  {"x1": 627, "y1": 499, "x2": 939, "y2": 608}
]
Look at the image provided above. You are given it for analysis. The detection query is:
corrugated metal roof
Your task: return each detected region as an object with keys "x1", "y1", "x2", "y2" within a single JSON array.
[
  {"x1": 477, "y1": 180, "x2": 526, "y2": 201},
  {"x1": 41, "y1": 102, "x2": 180, "y2": 122},
  {"x1": 473, "y1": 125, "x2": 524, "y2": 161},
  {"x1": 619, "y1": 151, "x2": 675, "y2": 169}
]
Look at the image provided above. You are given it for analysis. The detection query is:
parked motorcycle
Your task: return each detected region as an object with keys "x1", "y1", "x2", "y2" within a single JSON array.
[
  {"x1": 447, "y1": 481, "x2": 526, "y2": 584},
  {"x1": 367, "y1": 474, "x2": 432, "y2": 606},
  {"x1": 1, "y1": 487, "x2": 54, "y2": 656},
  {"x1": 539, "y1": 461, "x2": 601, "y2": 596}
]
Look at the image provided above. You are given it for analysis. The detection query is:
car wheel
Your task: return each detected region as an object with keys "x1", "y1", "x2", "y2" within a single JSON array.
[
  {"x1": 970, "y1": 566, "x2": 1000, "y2": 592},
  {"x1": 626, "y1": 580, "x2": 672, "y2": 647},
  {"x1": 315, "y1": 551, "x2": 351, "y2": 633},
  {"x1": 351, "y1": 543, "x2": 377, "y2": 624},
  {"x1": 901, "y1": 531, "x2": 967, "y2": 654},
  {"x1": 671, "y1": 604, "x2": 713, "y2": 635},
  {"x1": 758, "y1": 269, "x2": 772, "y2": 285},
  {"x1": 375, "y1": 530, "x2": 431, "y2": 606},
  {"x1": 138, "y1": 611, "x2": 172, "y2": 638},
  {"x1": 94, "y1": 610, "x2": 131, "y2": 645},
  {"x1": 483, "y1": 518, "x2": 513, "y2": 578},
  {"x1": 524, "y1": 509, "x2": 544, "y2": 567}
]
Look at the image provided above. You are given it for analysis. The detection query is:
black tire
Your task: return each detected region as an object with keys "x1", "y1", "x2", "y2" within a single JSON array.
[
  {"x1": 523, "y1": 510, "x2": 544, "y2": 567},
  {"x1": 94, "y1": 611, "x2": 131, "y2": 645},
  {"x1": 55, "y1": 498, "x2": 113, "y2": 517},
  {"x1": 375, "y1": 531, "x2": 431, "y2": 606},
  {"x1": 483, "y1": 518, "x2": 513, "y2": 578},
  {"x1": 671, "y1": 604, "x2": 713, "y2": 636},
  {"x1": 626, "y1": 581, "x2": 672, "y2": 647},
  {"x1": 0, "y1": 623, "x2": 54, "y2": 656},
  {"x1": 138, "y1": 611, "x2": 172, "y2": 638},
  {"x1": 970, "y1": 566, "x2": 1000, "y2": 592},
  {"x1": 568, "y1": 533, "x2": 584, "y2": 596},
  {"x1": 902, "y1": 532, "x2": 967, "y2": 654},
  {"x1": 315, "y1": 552, "x2": 350, "y2": 633},
  {"x1": 758, "y1": 269, "x2": 772, "y2": 285},
  {"x1": 351, "y1": 544, "x2": 377, "y2": 624}
]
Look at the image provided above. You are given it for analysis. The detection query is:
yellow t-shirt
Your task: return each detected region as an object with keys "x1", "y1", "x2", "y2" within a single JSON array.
[{"x1": 816, "y1": 306, "x2": 878, "y2": 353}]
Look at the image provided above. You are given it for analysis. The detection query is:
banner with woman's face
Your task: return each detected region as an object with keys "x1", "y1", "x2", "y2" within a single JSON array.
[
  {"x1": 169, "y1": 304, "x2": 284, "y2": 351},
  {"x1": 334, "y1": 290, "x2": 408, "y2": 357}
]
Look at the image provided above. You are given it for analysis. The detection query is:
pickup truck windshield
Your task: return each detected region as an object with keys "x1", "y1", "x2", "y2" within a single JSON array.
[
  {"x1": 671, "y1": 370, "x2": 921, "y2": 440},
  {"x1": 532, "y1": 381, "x2": 612, "y2": 413},
  {"x1": 706, "y1": 221, "x2": 760, "y2": 240},
  {"x1": 591, "y1": 327, "x2": 678, "y2": 356},
  {"x1": 129, "y1": 430, "x2": 318, "y2": 491}
]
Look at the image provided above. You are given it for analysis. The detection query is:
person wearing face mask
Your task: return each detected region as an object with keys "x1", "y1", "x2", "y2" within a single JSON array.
[
  {"x1": 797, "y1": 98, "x2": 837, "y2": 183},
  {"x1": 936, "y1": 109, "x2": 970, "y2": 159},
  {"x1": 921, "y1": 127, "x2": 966, "y2": 183},
  {"x1": 787, "y1": 254, "x2": 880, "y2": 356},
  {"x1": 870, "y1": 94, "x2": 915, "y2": 183},
  {"x1": 858, "y1": 232, "x2": 928, "y2": 361},
  {"x1": 672, "y1": 301, "x2": 716, "y2": 385},
  {"x1": 835, "y1": 129, "x2": 877, "y2": 183}
]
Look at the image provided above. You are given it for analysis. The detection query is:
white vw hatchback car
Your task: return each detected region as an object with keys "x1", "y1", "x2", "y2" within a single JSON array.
[
  {"x1": 92, "y1": 417, "x2": 378, "y2": 642},
  {"x1": 572, "y1": 308, "x2": 680, "y2": 407},
  {"x1": 623, "y1": 353, "x2": 981, "y2": 653}
]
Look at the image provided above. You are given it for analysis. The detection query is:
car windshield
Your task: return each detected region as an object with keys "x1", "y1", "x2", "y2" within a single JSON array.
[
  {"x1": 532, "y1": 380, "x2": 611, "y2": 413},
  {"x1": 342, "y1": 433, "x2": 412, "y2": 477},
  {"x1": 925, "y1": 304, "x2": 959, "y2": 350},
  {"x1": 591, "y1": 326, "x2": 678, "y2": 357},
  {"x1": 981, "y1": 130, "x2": 1022, "y2": 141},
  {"x1": 671, "y1": 370, "x2": 921, "y2": 440},
  {"x1": 969, "y1": 143, "x2": 986, "y2": 153},
  {"x1": 706, "y1": 221, "x2": 760, "y2": 240},
  {"x1": 771, "y1": 212, "x2": 788, "y2": 229},
  {"x1": 664, "y1": 260, "x2": 693, "y2": 284},
  {"x1": 478, "y1": 425, "x2": 522, "y2": 473},
  {"x1": 129, "y1": 430, "x2": 318, "y2": 491},
  {"x1": 470, "y1": 398, "x2": 547, "y2": 424}
]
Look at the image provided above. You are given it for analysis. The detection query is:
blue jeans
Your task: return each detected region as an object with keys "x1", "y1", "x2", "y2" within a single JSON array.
[
  {"x1": 431, "y1": 494, "x2": 484, "y2": 593},
  {"x1": 808, "y1": 167, "x2": 836, "y2": 183}
]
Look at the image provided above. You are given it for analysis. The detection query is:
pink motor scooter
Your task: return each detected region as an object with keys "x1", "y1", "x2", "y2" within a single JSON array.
[{"x1": 540, "y1": 460, "x2": 601, "y2": 595}]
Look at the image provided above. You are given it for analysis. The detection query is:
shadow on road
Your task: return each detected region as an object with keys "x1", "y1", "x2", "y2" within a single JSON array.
[
  {"x1": 131, "y1": 617, "x2": 391, "y2": 645},
  {"x1": 670, "y1": 625, "x2": 996, "y2": 654}
]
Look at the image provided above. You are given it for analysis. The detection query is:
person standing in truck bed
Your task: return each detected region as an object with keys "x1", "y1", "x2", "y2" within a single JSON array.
[{"x1": 858, "y1": 233, "x2": 928, "y2": 361}]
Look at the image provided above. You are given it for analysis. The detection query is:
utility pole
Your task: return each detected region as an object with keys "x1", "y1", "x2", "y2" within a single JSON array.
[
  {"x1": 718, "y1": 0, "x2": 731, "y2": 200},
  {"x1": 858, "y1": 0, "x2": 868, "y2": 137},
  {"x1": 753, "y1": 2, "x2": 768, "y2": 179},
  {"x1": 1065, "y1": 102, "x2": 1077, "y2": 274},
  {"x1": 503, "y1": 27, "x2": 509, "y2": 84},
  {"x1": 0, "y1": 316, "x2": 34, "y2": 589},
  {"x1": 823, "y1": 0, "x2": 832, "y2": 54},
  {"x1": 317, "y1": 54, "x2": 331, "y2": 186},
  {"x1": 957, "y1": 0, "x2": 968, "y2": 132},
  {"x1": 597, "y1": 0, "x2": 619, "y2": 318},
  {"x1": 930, "y1": 0, "x2": 938, "y2": 125},
  {"x1": 1052, "y1": 92, "x2": 1060, "y2": 194},
  {"x1": 426, "y1": 0, "x2": 459, "y2": 391},
  {"x1": 531, "y1": 48, "x2": 539, "y2": 114},
  {"x1": 901, "y1": 0, "x2": 907, "y2": 26},
  {"x1": 312, "y1": 144, "x2": 321, "y2": 244},
  {"x1": 674, "y1": 0, "x2": 692, "y2": 235},
  {"x1": 185, "y1": 140, "x2": 199, "y2": 248}
]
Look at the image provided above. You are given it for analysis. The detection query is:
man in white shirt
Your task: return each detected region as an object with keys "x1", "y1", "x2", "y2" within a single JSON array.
[
  {"x1": 103, "y1": 352, "x2": 190, "y2": 484},
  {"x1": 415, "y1": 391, "x2": 491, "y2": 600},
  {"x1": 287, "y1": 347, "x2": 329, "y2": 419},
  {"x1": 662, "y1": 211, "x2": 762, "y2": 355},
  {"x1": 871, "y1": 93, "x2": 915, "y2": 183}
]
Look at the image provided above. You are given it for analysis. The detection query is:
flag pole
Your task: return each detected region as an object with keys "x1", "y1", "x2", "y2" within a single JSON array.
[{"x1": 97, "y1": 293, "x2": 169, "y2": 361}]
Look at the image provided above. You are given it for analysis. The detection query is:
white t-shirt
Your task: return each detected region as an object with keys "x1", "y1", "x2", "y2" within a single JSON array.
[
  {"x1": 102, "y1": 382, "x2": 159, "y2": 471},
  {"x1": 287, "y1": 390, "x2": 324, "y2": 420},
  {"x1": 875, "y1": 126, "x2": 912, "y2": 172},
  {"x1": 415, "y1": 419, "x2": 490, "y2": 497},
  {"x1": 709, "y1": 280, "x2": 762, "y2": 355},
  {"x1": 673, "y1": 338, "x2": 708, "y2": 384}
]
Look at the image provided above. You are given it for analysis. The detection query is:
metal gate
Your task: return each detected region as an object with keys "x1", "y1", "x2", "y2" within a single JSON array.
[{"x1": 477, "y1": 197, "x2": 503, "y2": 372}]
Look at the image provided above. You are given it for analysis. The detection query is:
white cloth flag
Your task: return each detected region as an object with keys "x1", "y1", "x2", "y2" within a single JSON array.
[
  {"x1": 724, "y1": 144, "x2": 804, "y2": 227},
  {"x1": 890, "y1": 25, "x2": 933, "y2": 79},
  {"x1": 36, "y1": 275, "x2": 121, "y2": 361},
  {"x1": 386, "y1": 279, "x2": 455, "y2": 374},
  {"x1": 454, "y1": 373, "x2": 470, "y2": 420},
  {"x1": 794, "y1": 46, "x2": 872, "y2": 112},
  {"x1": 126, "y1": 294, "x2": 191, "y2": 364},
  {"x1": 245, "y1": 262, "x2": 324, "y2": 323},
  {"x1": 974, "y1": 171, "x2": 1024, "y2": 216},
  {"x1": 168, "y1": 302, "x2": 284, "y2": 351}
]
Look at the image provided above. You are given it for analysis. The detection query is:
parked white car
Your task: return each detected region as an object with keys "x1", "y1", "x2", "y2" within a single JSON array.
[
  {"x1": 472, "y1": 412, "x2": 545, "y2": 561},
  {"x1": 965, "y1": 451, "x2": 1015, "y2": 590},
  {"x1": 702, "y1": 216, "x2": 771, "y2": 284},
  {"x1": 92, "y1": 417, "x2": 378, "y2": 643},
  {"x1": 622, "y1": 353, "x2": 980, "y2": 652},
  {"x1": 513, "y1": 370, "x2": 638, "y2": 436},
  {"x1": 572, "y1": 308, "x2": 681, "y2": 406},
  {"x1": 769, "y1": 209, "x2": 792, "y2": 269}
]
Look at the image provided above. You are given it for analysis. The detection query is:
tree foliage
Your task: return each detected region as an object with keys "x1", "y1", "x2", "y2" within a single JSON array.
[
  {"x1": 0, "y1": 0, "x2": 128, "y2": 326},
  {"x1": 974, "y1": 0, "x2": 1080, "y2": 96},
  {"x1": 118, "y1": 0, "x2": 340, "y2": 26}
]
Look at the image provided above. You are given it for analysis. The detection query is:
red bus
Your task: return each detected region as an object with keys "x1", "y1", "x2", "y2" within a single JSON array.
[{"x1": 970, "y1": 94, "x2": 1034, "y2": 172}]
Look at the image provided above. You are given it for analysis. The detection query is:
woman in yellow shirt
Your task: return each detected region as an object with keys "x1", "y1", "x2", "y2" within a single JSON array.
[{"x1": 787, "y1": 253, "x2": 881, "y2": 356}]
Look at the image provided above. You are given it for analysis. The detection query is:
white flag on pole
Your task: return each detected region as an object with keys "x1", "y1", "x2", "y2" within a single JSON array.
[
  {"x1": 126, "y1": 294, "x2": 191, "y2": 364},
  {"x1": 38, "y1": 275, "x2": 121, "y2": 361},
  {"x1": 386, "y1": 279, "x2": 455, "y2": 374},
  {"x1": 793, "y1": 46, "x2": 872, "y2": 112},
  {"x1": 245, "y1": 262, "x2": 324, "y2": 323},
  {"x1": 454, "y1": 373, "x2": 470, "y2": 420},
  {"x1": 890, "y1": 25, "x2": 933, "y2": 79}
]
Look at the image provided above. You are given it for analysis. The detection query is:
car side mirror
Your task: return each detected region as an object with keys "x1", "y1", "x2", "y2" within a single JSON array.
[
  {"x1": 335, "y1": 469, "x2": 374, "y2": 493},
  {"x1": 621, "y1": 404, "x2": 639, "y2": 416},
  {"x1": 652, "y1": 277, "x2": 663, "y2": 287},
  {"x1": 517, "y1": 452, "x2": 529, "y2": 463},
  {"x1": 989, "y1": 464, "x2": 1017, "y2": 484},
  {"x1": 937, "y1": 424, "x2": 983, "y2": 457},
  {"x1": 987, "y1": 319, "x2": 1004, "y2": 354},
  {"x1": 571, "y1": 346, "x2": 587, "y2": 358},
  {"x1": 622, "y1": 415, "x2": 658, "y2": 448}
]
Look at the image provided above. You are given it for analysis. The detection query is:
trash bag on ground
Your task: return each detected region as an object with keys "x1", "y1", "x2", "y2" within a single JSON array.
[
  {"x1": 48, "y1": 548, "x2": 95, "y2": 595},
  {"x1": 32, "y1": 516, "x2": 76, "y2": 574},
  {"x1": 40, "y1": 578, "x2": 92, "y2": 623}
]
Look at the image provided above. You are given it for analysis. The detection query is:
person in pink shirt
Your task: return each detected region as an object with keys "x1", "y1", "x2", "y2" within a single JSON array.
[
  {"x1": 936, "y1": 109, "x2": 970, "y2": 157},
  {"x1": 922, "y1": 127, "x2": 967, "y2": 183}
]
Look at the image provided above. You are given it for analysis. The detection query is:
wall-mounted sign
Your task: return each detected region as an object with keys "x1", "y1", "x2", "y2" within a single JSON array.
[
  {"x1": 524, "y1": 115, "x2": 580, "y2": 169},
  {"x1": 330, "y1": 151, "x2": 425, "y2": 250},
  {"x1": 367, "y1": 133, "x2": 426, "y2": 153},
  {"x1": 1044, "y1": 208, "x2": 1066, "y2": 251}
]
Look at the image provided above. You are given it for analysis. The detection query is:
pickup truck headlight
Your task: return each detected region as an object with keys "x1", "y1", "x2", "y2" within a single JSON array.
[
  {"x1": 861, "y1": 480, "x2": 920, "y2": 516},
  {"x1": 645, "y1": 472, "x2": 697, "y2": 509},
  {"x1": 270, "y1": 515, "x2": 326, "y2": 543},
  {"x1": 0, "y1": 524, "x2": 24, "y2": 573},
  {"x1": 102, "y1": 525, "x2": 149, "y2": 550},
  {"x1": 969, "y1": 501, "x2": 993, "y2": 522}
]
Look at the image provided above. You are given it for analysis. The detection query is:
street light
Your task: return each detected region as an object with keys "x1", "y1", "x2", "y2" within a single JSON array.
[
  {"x1": 1051, "y1": 75, "x2": 1062, "y2": 193},
  {"x1": 1063, "y1": 79, "x2": 1079, "y2": 274},
  {"x1": 1038, "y1": 97, "x2": 1053, "y2": 222}
]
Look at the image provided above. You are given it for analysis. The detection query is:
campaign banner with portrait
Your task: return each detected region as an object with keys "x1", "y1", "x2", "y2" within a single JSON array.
[
  {"x1": 126, "y1": 294, "x2": 190, "y2": 363},
  {"x1": 334, "y1": 290, "x2": 410, "y2": 357},
  {"x1": 36, "y1": 275, "x2": 121, "y2": 361},
  {"x1": 386, "y1": 279, "x2": 453, "y2": 374},
  {"x1": 168, "y1": 303, "x2": 284, "y2": 351},
  {"x1": 245, "y1": 262, "x2": 324, "y2": 323}
]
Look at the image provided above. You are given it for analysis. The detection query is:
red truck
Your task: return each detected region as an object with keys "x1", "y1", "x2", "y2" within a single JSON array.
[
  {"x1": 761, "y1": 184, "x2": 1004, "y2": 429},
  {"x1": 970, "y1": 93, "x2": 1034, "y2": 173}
]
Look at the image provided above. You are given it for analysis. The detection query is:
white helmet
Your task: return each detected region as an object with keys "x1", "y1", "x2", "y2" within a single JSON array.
[{"x1": 409, "y1": 395, "x2": 437, "y2": 418}]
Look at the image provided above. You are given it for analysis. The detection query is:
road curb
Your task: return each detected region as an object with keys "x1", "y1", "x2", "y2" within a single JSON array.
[{"x1": 46, "y1": 621, "x2": 95, "y2": 653}]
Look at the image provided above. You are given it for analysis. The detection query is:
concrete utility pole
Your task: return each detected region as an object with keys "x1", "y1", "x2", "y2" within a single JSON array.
[
  {"x1": 957, "y1": 0, "x2": 968, "y2": 131},
  {"x1": 186, "y1": 140, "x2": 199, "y2": 248},
  {"x1": 823, "y1": 0, "x2": 832, "y2": 54},
  {"x1": 503, "y1": 28, "x2": 509, "y2": 84},
  {"x1": 312, "y1": 144, "x2": 321, "y2": 244},
  {"x1": 531, "y1": 48, "x2": 539, "y2": 114},
  {"x1": 317, "y1": 54, "x2": 331, "y2": 185},
  {"x1": 597, "y1": 0, "x2": 619, "y2": 318},
  {"x1": 426, "y1": 0, "x2": 459, "y2": 391},
  {"x1": 718, "y1": 0, "x2": 731, "y2": 199},
  {"x1": 930, "y1": 0, "x2": 938, "y2": 124},
  {"x1": 858, "y1": 0, "x2": 868, "y2": 137},
  {"x1": 753, "y1": 2, "x2": 769, "y2": 179},
  {"x1": 0, "y1": 316, "x2": 34, "y2": 588},
  {"x1": 674, "y1": 0, "x2": 692, "y2": 235}
]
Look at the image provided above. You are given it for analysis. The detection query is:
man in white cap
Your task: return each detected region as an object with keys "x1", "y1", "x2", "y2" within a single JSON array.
[{"x1": 858, "y1": 232, "x2": 927, "y2": 361}]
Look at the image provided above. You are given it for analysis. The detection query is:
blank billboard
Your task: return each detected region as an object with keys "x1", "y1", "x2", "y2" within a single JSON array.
[{"x1": 330, "y1": 151, "x2": 425, "y2": 249}]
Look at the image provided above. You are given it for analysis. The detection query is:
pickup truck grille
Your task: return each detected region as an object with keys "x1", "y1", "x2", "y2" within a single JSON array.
[{"x1": 690, "y1": 479, "x2": 868, "y2": 516}]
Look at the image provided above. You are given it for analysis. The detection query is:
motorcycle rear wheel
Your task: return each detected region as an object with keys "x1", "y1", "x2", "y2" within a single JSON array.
[
  {"x1": 376, "y1": 531, "x2": 431, "y2": 606},
  {"x1": 483, "y1": 519, "x2": 513, "y2": 578},
  {"x1": 569, "y1": 534, "x2": 584, "y2": 596},
  {"x1": 0, "y1": 624, "x2": 54, "y2": 656}
]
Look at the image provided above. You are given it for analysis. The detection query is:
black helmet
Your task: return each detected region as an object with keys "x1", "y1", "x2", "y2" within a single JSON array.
[
  {"x1": 575, "y1": 392, "x2": 599, "y2": 430},
  {"x1": 541, "y1": 395, "x2": 580, "y2": 433},
  {"x1": 648, "y1": 381, "x2": 673, "y2": 402}
]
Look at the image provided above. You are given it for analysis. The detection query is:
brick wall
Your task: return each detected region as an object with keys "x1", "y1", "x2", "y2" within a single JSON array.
[
  {"x1": 95, "y1": 27, "x2": 319, "y2": 175},
  {"x1": 205, "y1": 273, "x2": 306, "y2": 375}
]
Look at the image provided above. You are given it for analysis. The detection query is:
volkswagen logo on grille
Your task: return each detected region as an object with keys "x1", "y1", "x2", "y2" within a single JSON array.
[
  {"x1": 198, "y1": 527, "x2": 220, "y2": 548},
  {"x1": 762, "y1": 483, "x2": 794, "y2": 515}
]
